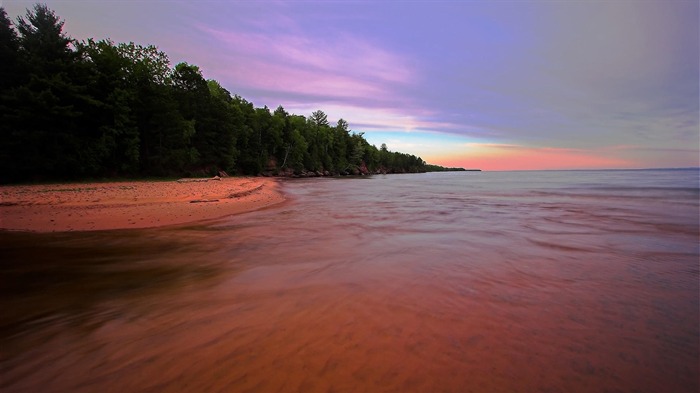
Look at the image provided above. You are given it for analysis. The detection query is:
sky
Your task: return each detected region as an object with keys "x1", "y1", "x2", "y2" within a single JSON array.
[{"x1": 4, "y1": 0, "x2": 699, "y2": 170}]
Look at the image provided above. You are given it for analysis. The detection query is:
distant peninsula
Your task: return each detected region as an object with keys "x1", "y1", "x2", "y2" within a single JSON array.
[{"x1": 424, "y1": 165, "x2": 481, "y2": 172}]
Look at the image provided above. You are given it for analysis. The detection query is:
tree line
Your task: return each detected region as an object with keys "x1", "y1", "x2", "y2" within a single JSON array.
[{"x1": 0, "y1": 4, "x2": 454, "y2": 184}]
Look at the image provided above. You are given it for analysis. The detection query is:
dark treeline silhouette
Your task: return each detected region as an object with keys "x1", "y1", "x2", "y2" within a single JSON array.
[
  {"x1": 0, "y1": 4, "x2": 457, "y2": 184},
  {"x1": 423, "y1": 164, "x2": 472, "y2": 172}
]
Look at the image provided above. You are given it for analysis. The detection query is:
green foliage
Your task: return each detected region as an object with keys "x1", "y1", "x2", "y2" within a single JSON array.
[
  {"x1": 1, "y1": 4, "x2": 103, "y2": 181},
  {"x1": 0, "y1": 4, "x2": 434, "y2": 183},
  {"x1": 80, "y1": 39, "x2": 140, "y2": 174}
]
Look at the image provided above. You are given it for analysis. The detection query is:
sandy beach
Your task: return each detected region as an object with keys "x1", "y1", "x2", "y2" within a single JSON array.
[{"x1": 0, "y1": 177, "x2": 285, "y2": 232}]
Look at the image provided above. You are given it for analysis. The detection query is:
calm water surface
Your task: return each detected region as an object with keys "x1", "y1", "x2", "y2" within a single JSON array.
[{"x1": 1, "y1": 169, "x2": 698, "y2": 392}]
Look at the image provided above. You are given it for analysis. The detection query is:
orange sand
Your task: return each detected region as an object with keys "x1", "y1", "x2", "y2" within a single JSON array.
[{"x1": 0, "y1": 177, "x2": 285, "y2": 232}]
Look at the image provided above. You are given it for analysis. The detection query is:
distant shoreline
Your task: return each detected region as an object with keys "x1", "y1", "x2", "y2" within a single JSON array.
[{"x1": 482, "y1": 167, "x2": 699, "y2": 172}]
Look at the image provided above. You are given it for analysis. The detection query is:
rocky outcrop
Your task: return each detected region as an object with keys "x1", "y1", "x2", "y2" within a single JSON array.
[{"x1": 268, "y1": 161, "x2": 383, "y2": 178}]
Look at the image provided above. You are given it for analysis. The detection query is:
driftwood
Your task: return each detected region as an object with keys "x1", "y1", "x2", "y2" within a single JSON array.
[
  {"x1": 177, "y1": 176, "x2": 221, "y2": 183},
  {"x1": 228, "y1": 184, "x2": 263, "y2": 199}
]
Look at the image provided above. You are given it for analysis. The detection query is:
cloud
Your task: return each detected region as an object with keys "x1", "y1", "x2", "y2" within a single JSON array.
[
  {"x1": 409, "y1": 1, "x2": 699, "y2": 152},
  {"x1": 195, "y1": 24, "x2": 414, "y2": 107}
]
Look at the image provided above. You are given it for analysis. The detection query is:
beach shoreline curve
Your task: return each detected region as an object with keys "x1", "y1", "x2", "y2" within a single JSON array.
[{"x1": 0, "y1": 177, "x2": 285, "y2": 232}]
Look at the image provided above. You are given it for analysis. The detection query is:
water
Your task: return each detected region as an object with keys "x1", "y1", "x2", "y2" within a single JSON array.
[{"x1": 1, "y1": 169, "x2": 698, "y2": 392}]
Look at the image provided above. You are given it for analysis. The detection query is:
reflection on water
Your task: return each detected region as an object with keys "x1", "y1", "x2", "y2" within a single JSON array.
[
  {"x1": 1, "y1": 170, "x2": 698, "y2": 392},
  {"x1": 0, "y1": 230, "x2": 233, "y2": 366}
]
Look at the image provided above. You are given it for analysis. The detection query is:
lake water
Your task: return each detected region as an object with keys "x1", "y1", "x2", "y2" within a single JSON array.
[{"x1": 1, "y1": 169, "x2": 698, "y2": 392}]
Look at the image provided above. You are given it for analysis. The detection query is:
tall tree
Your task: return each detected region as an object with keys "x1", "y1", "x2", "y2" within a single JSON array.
[
  {"x1": 172, "y1": 62, "x2": 237, "y2": 174},
  {"x1": 3, "y1": 4, "x2": 103, "y2": 180},
  {"x1": 80, "y1": 39, "x2": 140, "y2": 175},
  {"x1": 0, "y1": 7, "x2": 21, "y2": 90},
  {"x1": 15, "y1": 4, "x2": 73, "y2": 70},
  {"x1": 202, "y1": 79, "x2": 237, "y2": 172},
  {"x1": 231, "y1": 95, "x2": 260, "y2": 174},
  {"x1": 309, "y1": 110, "x2": 328, "y2": 128},
  {"x1": 116, "y1": 43, "x2": 195, "y2": 174},
  {"x1": 285, "y1": 115, "x2": 309, "y2": 171},
  {"x1": 0, "y1": 8, "x2": 21, "y2": 182}
]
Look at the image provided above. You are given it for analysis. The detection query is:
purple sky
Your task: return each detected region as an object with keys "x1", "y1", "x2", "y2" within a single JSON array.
[{"x1": 4, "y1": 0, "x2": 698, "y2": 170}]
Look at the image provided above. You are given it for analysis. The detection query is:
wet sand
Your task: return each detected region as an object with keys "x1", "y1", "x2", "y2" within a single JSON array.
[{"x1": 0, "y1": 177, "x2": 285, "y2": 232}]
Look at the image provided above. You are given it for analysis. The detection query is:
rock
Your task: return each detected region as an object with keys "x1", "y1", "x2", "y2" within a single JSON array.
[
  {"x1": 273, "y1": 168, "x2": 290, "y2": 177},
  {"x1": 265, "y1": 157, "x2": 278, "y2": 171},
  {"x1": 359, "y1": 161, "x2": 369, "y2": 175}
]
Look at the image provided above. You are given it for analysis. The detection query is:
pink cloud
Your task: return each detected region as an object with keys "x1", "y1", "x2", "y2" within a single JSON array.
[{"x1": 196, "y1": 25, "x2": 413, "y2": 103}]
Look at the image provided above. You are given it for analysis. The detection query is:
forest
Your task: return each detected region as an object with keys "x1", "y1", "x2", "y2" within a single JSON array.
[{"x1": 0, "y1": 4, "x2": 460, "y2": 184}]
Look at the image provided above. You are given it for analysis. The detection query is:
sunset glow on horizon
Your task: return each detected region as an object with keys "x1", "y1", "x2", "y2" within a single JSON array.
[
  {"x1": 4, "y1": 0, "x2": 698, "y2": 171},
  {"x1": 435, "y1": 144, "x2": 634, "y2": 172}
]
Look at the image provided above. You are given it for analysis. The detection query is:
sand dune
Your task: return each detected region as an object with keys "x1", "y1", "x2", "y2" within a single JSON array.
[{"x1": 0, "y1": 177, "x2": 285, "y2": 232}]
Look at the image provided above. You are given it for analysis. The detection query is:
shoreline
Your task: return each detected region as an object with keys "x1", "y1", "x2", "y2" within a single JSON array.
[{"x1": 0, "y1": 177, "x2": 285, "y2": 232}]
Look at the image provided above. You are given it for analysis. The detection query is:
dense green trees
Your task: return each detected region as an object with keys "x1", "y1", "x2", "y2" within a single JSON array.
[{"x1": 0, "y1": 4, "x2": 438, "y2": 183}]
